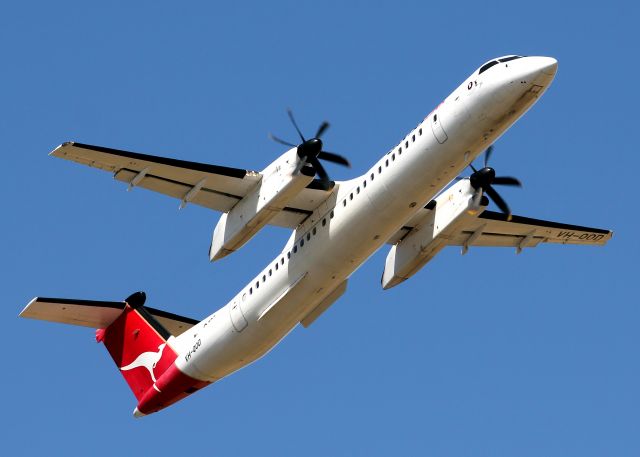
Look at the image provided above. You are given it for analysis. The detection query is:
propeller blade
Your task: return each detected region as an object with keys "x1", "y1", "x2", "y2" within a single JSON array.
[
  {"x1": 470, "y1": 163, "x2": 478, "y2": 173},
  {"x1": 293, "y1": 156, "x2": 308, "y2": 175},
  {"x1": 309, "y1": 156, "x2": 330, "y2": 183},
  {"x1": 268, "y1": 133, "x2": 296, "y2": 147},
  {"x1": 473, "y1": 188, "x2": 483, "y2": 207},
  {"x1": 493, "y1": 176, "x2": 522, "y2": 187},
  {"x1": 287, "y1": 108, "x2": 305, "y2": 143},
  {"x1": 315, "y1": 121, "x2": 330, "y2": 139},
  {"x1": 318, "y1": 151, "x2": 351, "y2": 167},
  {"x1": 484, "y1": 185, "x2": 511, "y2": 218},
  {"x1": 484, "y1": 145, "x2": 493, "y2": 168}
]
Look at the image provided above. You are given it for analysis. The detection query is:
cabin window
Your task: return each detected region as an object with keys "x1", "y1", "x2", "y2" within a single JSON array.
[
  {"x1": 385, "y1": 159, "x2": 389, "y2": 167},
  {"x1": 399, "y1": 147, "x2": 402, "y2": 154},
  {"x1": 250, "y1": 287, "x2": 253, "y2": 294},
  {"x1": 405, "y1": 141, "x2": 408, "y2": 148},
  {"x1": 269, "y1": 269, "x2": 272, "y2": 276},
  {"x1": 300, "y1": 238, "x2": 304, "y2": 247},
  {"x1": 363, "y1": 180, "x2": 367, "y2": 188},
  {"x1": 392, "y1": 153, "x2": 395, "y2": 161},
  {"x1": 419, "y1": 128, "x2": 422, "y2": 135},
  {"x1": 287, "y1": 252, "x2": 291, "y2": 259},
  {"x1": 378, "y1": 166, "x2": 382, "y2": 174},
  {"x1": 256, "y1": 281, "x2": 259, "y2": 289},
  {"x1": 293, "y1": 246, "x2": 297, "y2": 254},
  {"x1": 322, "y1": 218, "x2": 326, "y2": 226},
  {"x1": 306, "y1": 233, "x2": 310, "y2": 241},
  {"x1": 350, "y1": 193, "x2": 353, "y2": 200},
  {"x1": 343, "y1": 200, "x2": 346, "y2": 207},
  {"x1": 370, "y1": 173, "x2": 374, "y2": 180},
  {"x1": 262, "y1": 275, "x2": 266, "y2": 282},
  {"x1": 281, "y1": 257, "x2": 284, "y2": 265},
  {"x1": 275, "y1": 263, "x2": 278, "y2": 271},
  {"x1": 312, "y1": 227, "x2": 317, "y2": 235},
  {"x1": 412, "y1": 134, "x2": 415, "y2": 142},
  {"x1": 330, "y1": 210, "x2": 334, "y2": 218},
  {"x1": 356, "y1": 186, "x2": 360, "y2": 194}
]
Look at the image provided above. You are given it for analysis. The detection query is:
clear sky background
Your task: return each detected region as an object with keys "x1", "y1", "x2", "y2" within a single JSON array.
[{"x1": 2, "y1": 1, "x2": 638, "y2": 455}]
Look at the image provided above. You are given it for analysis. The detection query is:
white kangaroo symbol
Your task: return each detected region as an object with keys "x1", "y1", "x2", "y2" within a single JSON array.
[{"x1": 120, "y1": 343, "x2": 166, "y2": 383}]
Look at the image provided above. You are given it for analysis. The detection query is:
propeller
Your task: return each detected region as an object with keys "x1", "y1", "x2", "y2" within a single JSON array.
[
  {"x1": 269, "y1": 109, "x2": 351, "y2": 190},
  {"x1": 466, "y1": 145, "x2": 522, "y2": 220}
]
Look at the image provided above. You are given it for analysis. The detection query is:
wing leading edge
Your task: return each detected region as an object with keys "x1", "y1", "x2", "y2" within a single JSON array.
[{"x1": 51, "y1": 142, "x2": 333, "y2": 228}]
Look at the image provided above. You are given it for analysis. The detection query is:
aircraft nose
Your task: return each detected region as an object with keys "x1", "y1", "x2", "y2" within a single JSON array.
[{"x1": 526, "y1": 56, "x2": 558, "y2": 78}]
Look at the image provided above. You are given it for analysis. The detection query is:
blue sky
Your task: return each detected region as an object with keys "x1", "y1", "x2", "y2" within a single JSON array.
[{"x1": 2, "y1": 1, "x2": 638, "y2": 455}]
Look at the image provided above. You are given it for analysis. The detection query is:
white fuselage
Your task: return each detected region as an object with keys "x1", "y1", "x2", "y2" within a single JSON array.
[{"x1": 172, "y1": 56, "x2": 558, "y2": 383}]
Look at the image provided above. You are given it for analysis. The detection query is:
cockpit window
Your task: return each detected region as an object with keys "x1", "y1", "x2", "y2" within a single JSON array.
[
  {"x1": 499, "y1": 55, "x2": 523, "y2": 63},
  {"x1": 479, "y1": 60, "x2": 498, "y2": 74},
  {"x1": 479, "y1": 56, "x2": 524, "y2": 74}
]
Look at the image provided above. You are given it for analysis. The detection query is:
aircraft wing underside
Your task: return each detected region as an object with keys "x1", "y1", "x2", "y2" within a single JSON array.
[
  {"x1": 51, "y1": 142, "x2": 333, "y2": 228},
  {"x1": 388, "y1": 207, "x2": 612, "y2": 249}
]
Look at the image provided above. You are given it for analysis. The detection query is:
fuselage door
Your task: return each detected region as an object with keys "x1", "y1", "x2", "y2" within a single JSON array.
[
  {"x1": 230, "y1": 301, "x2": 248, "y2": 332},
  {"x1": 431, "y1": 111, "x2": 448, "y2": 144}
]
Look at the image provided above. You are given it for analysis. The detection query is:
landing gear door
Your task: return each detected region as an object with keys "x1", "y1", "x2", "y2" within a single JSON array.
[
  {"x1": 431, "y1": 111, "x2": 448, "y2": 144},
  {"x1": 230, "y1": 301, "x2": 248, "y2": 332}
]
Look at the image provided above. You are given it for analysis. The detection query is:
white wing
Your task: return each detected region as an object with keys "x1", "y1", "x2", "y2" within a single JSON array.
[{"x1": 51, "y1": 142, "x2": 333, "y2": 228}]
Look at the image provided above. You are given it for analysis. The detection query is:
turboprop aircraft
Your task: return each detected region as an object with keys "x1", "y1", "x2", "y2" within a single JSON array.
[{"x1": 20, "y1": 55, "x2": 612, "y2": 417}]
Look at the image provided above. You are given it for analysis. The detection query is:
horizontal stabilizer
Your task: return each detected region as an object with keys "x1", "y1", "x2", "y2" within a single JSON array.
[{"x1": 20, "y1": 297, "x2": 198, "y2": 336}]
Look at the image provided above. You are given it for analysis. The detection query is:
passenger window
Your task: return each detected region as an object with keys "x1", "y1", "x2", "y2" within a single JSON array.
[
  {"x1": 287, "y1": 252, "x2": 291, "y2": 259},
  {"x1": 370, "y1": 173, "x2": 374, "y2": 180},
  {"x1": 419, "y1": 128, "x2": 422, "y2": 135},
  {"x1": 392, "y1": 153, "x2": 395, "y2": 161},
  {"x1": 330, "y1": 210, "x2": 334, "y2": 218},
  {"x1": 269, "y1": 269, "x2": 272, "y2": 276},
  {"x1": 250, "y1": 287, "x2": 253, "y2": 294},
  {"x1": 405, "y1": 141, "x2": 408, "y2": 148},
  {"x1": 275, "y1": 263, "x2": 278, "y2": 270},
  {"x1": 281, "y1": 257, "x2": 284, "y2": 265},
  {"x1": 350, "y1": 193, "x2": 353, "y2": 200},
  {"x1": 322, "y1": 218, "x2": 326, "y2": 226},
  {"x1": 256, "y1": 281, "x2": 259, "y2": 289},
  {"x1": 343, "y1": 200, "x2": 346, "y2": 207},
  {"x1": 312, "y1": 227, "x2": 317, "y2": 235},
  {"x1": 356, "y1": 186, "x2": 360, "y2": 194},
  {"x1": 412, "y1": 135, "x2": 415, "y2": 142},
  {"x1": 293, "y1": 246, "x2": 298, "y2": 254},
  {"x1": 378, "y1": 166, "x2": 382, "y2": 174},
  {"x1": 363, "y1": 180, "x2": 367, "y2": 188},
  {"x1": 306, "y1": 233, "x2": 310, "y2": 241},
  {"x1": 262, "y1": 275, "x2": 266, "y2": 282},
  {"x1": 385, "y1": 159, "x2": 389, "y2": 167},
  {"x1": 399, "y1": 147, "x2": 402, "y2": 154}
]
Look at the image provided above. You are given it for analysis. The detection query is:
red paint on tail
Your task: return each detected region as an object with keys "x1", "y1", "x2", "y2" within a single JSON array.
[{"x1": 100, "y1": 304, "x2": 177, "y2": 401}]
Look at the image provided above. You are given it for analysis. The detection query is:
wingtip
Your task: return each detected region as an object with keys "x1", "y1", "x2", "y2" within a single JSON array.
[
  {"x1": 133, "y1": 407, "x2": 146, "y2": 418},
  {"x1": 49, "y1": 141, "x2": 74, "y2": 157}
]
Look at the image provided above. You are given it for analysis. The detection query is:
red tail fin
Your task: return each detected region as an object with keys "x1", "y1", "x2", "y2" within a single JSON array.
[{"x1": 98, "y1": 293, "x2": 177, "y2": 401}]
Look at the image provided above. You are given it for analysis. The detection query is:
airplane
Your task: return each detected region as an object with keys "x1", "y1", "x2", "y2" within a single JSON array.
[{"x1": 20, "y1": 55, "x2": 613, "y2": 417}]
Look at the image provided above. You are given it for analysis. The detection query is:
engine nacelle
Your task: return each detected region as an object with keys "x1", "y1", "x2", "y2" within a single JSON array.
[
  {"x1": 381, "y1": 179, "x2": 485, "y2": 289},
  {"x1": 209, "y1": 149, "x2": 315, "y2": 261}
]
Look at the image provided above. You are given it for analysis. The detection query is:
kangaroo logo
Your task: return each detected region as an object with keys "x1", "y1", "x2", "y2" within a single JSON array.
[{"x1": 120, "y1": 343, "x2": 166, "y2": 383}]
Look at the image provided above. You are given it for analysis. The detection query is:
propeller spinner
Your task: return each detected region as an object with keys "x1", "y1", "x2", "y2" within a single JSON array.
[{"x1": 269, "y1": 109, "x2": 351, "y2": 190}]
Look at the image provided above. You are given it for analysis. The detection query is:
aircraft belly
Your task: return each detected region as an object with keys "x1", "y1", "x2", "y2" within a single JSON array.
[{"x1": 176, "y1": 70, "x2": 550, "y2": 385}]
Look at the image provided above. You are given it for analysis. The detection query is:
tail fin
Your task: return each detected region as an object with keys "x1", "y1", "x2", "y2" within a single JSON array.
[
  {"x1": 96, "y1": 292, "x2": 177, "y2": 401},
  {"x1": 20, "y1": 291, "x2": 200, "y2": 405}
]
